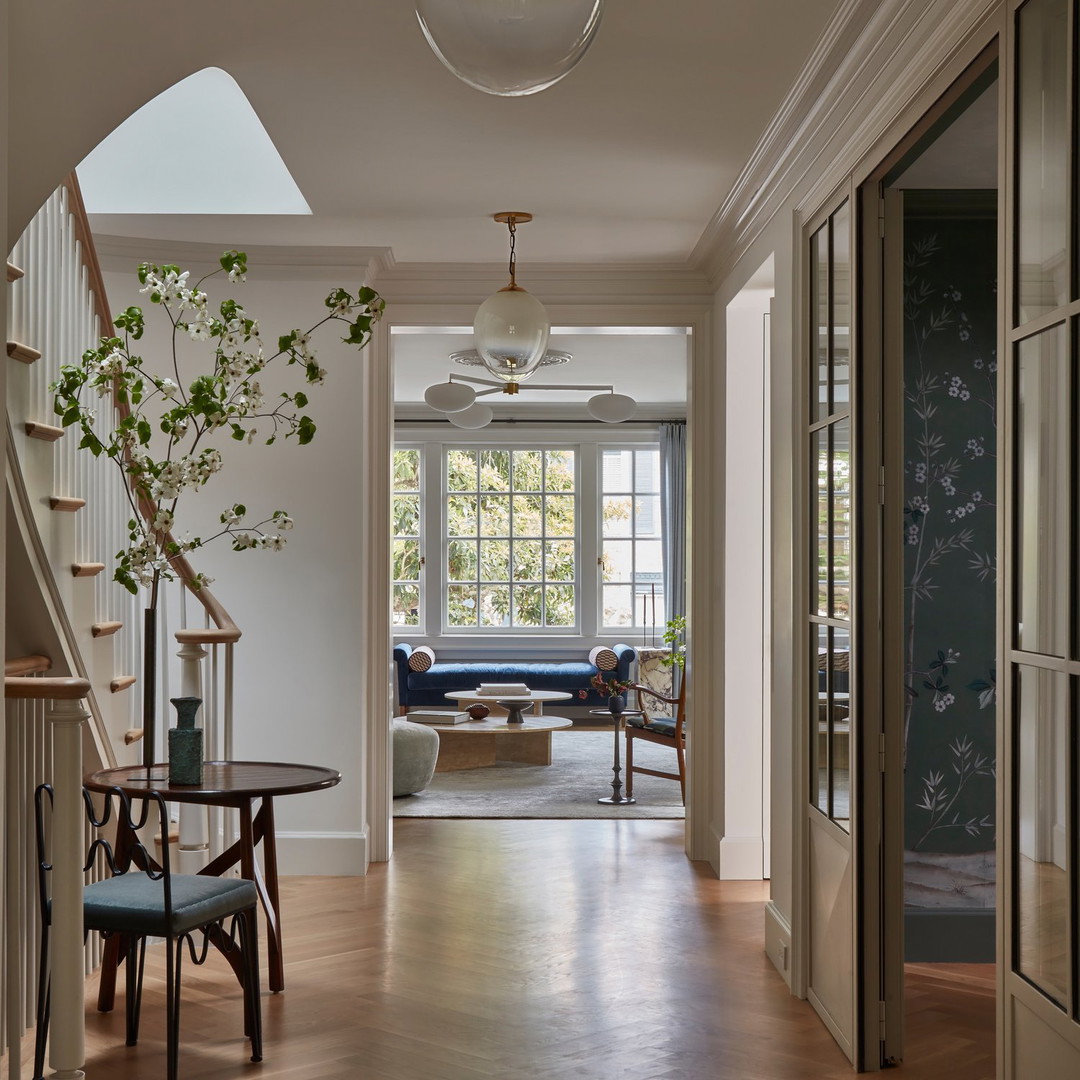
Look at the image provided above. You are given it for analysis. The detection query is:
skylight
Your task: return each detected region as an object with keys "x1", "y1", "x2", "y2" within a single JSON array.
[{"x1": 77, "y1": 67, "x2": 311, "y2": 215}]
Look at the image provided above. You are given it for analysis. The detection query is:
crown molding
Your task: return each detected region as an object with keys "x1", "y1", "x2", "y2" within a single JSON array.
[
  {"x1": 691, "y1": 0, "x2": 1001, "y2": 286},
  {"x1": 92, "y1": 234, "x2": 391, "y2": 281},
  {"x1": 371, "y1": 260, "x2": 713, "y2": 307}
]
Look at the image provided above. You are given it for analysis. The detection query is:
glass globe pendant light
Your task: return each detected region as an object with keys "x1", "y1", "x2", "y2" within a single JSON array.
[
  {"x1": 415, "y1": 0, "x2": 604, "y2": 97},
  {"x1": 473, "y1": 211, "x2": 550, "y2": 391}
]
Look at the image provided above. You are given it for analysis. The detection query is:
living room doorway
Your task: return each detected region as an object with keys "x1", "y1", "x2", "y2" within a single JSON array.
[{"x1": 387, "y1": 323, "x2": 692, "y2": 824}]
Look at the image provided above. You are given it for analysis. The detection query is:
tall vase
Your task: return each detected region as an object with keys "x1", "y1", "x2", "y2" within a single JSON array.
[{"x1": 168, "y1": 696, "x2": 204, "y2": 786}]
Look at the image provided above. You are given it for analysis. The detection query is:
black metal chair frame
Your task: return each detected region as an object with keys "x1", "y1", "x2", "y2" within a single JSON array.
[{"x1": 33, "y1": 784, "x2": 262, "y2": 1080}]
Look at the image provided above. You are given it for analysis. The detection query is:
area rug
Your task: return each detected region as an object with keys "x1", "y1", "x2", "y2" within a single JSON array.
[{"x1": 393, "y1": 729, "x2": 685, "y2": 819}]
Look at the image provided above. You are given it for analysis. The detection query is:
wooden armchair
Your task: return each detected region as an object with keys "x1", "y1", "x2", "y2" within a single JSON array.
[{"x1": 625, "y1": 677, "x2": 687, "y2": 803}]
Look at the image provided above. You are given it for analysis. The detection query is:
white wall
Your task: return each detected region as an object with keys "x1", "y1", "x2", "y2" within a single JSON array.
[
  {"x1": 720, "y1": 263, "x2": 773, "y2": 880},
  {"x1": 102, "y1": 263, "x2": 374, "y2": 873}
]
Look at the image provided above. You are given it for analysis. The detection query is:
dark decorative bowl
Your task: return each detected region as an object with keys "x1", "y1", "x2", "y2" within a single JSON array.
[{"x1": 467, "y1": 703, "x2": 490, "y2": 720}]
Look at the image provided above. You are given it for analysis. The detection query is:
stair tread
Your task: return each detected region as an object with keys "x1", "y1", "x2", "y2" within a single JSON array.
[
  {"x1": 25, "y1": 421, "x2": 65, "y2": 442},
  {"x1": 7, "y1": 262, "x2": 25, "y2": 282},
  {"x1": 7, "y1": 340, "x2": 42, "y2": 364},
  {"x1": 50, "y1": 496, "x2": 86, "y2": 512},
  {"x1": 72, "y1": 562, "x2": 106, "y2": 577},
  {"x1": 110, "y1": 675, "x2": 137, "y2": 693},
  {"x1": 92, "y1": 621, "x2": 123, "y2": 638},
  {"x1": 124, "y1": 728, "x2": 144, "y2": 745}
]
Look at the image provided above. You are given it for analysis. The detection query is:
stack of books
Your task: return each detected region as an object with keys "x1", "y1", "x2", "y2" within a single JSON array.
[
  {"x1": 474, "y1": 683, "x2": 531, "y2": 696},
  {"x1": 407, "y1": 710, "x2": 471, "y2": 725}
]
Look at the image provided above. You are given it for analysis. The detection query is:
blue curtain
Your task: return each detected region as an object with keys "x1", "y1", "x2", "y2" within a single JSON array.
[{"x1": 659, "y1": 421, "x2": 687, "y2": 625}]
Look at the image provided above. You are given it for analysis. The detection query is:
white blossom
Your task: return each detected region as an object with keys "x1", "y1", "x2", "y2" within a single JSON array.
[{"x1": 152, "y1": 509, "x2": 173, "y2": 532}]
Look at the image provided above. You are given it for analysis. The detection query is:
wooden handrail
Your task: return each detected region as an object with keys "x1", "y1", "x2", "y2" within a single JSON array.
[
  {"x1": 4, "y1": 654, "x2": 52, "y2": 677},
  {"x1": 5, "y1": 677, "x2": 90, "y2": 700},
  {"x1": 61, "y1": 173, "x2": 241, "y2": 647}
]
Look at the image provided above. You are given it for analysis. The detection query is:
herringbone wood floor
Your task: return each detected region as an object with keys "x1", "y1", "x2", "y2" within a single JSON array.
[{"x1": 48, "y1": 820, "x2": 992, "y2": 1079}]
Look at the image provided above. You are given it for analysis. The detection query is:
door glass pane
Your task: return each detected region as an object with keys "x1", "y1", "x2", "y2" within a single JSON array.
[
  {"x1": 1014, "y1": 664, "x2": 1070, "y2": 1007},
  {"x1": 831, "y1": 419, "x2": 852, "y2": 619},
  {"x1": 812, "y1": 223, "x2": 830, "y2": 421},
  {"x1": 815, "y1": 428, "x2": 829, "y2": 617},
  {"x1": 831, "y1": 202, "x2": 851, "y2": 409},
  {"x1": 1016, "y1": 0, "x2": 1069, "y2": 323},
  {"x1": 1015, "y1": 325, "x2": 1068, "y2": 655},
  {"x1": 829, "y1": 630, "x2": 851, "y2": 832},
  {"x1": 813, "y1": 625, "x2": 830, "y2": 815}
]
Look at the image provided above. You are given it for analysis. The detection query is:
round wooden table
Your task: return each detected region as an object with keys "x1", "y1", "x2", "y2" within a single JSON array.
[{"x1": 84, "y1": 761, "x2": 340, "y2": 1000}]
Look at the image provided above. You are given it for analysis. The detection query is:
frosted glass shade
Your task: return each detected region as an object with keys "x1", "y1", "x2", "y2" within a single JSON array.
[
  {"x1": 424, "y1": 381, "x2": 476, "y2": 412},
  {"x1": 473, "y1": 287, "x2": 550, "y2": 383},
  {"x1": 587, "y1": 392, "x2": 636, "y2": 423},
  {"x1": 448, "y1": 402, "x2": 494, "y2": 429},
  {"x1": 415, "y1": 0, "x2": 604, "y2": 97}
]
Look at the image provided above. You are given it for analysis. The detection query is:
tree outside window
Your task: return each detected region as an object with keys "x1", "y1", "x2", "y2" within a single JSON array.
[
  {"x1": 445, "y1": 447, "x2": 576, "y2": 629},
  {"x1": 392, "y1": 448, "x2": 422, "y2": 625}
]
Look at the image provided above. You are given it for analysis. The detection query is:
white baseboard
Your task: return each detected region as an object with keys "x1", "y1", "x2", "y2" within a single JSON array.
[
  {"x1": 1053, "y1": 824, "x2": 1067, "y2": 870},
  {"x1": 274, "y1": 830, "x2": 369, "y2": 876},
  {"x1": 718, "y1": 834, "x2": 765, "y2": 879},
  {"x1": 765, "y1": 900, "x2": 792, "y2": 989}
]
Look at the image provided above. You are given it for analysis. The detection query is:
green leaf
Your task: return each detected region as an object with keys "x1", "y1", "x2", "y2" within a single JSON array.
[
  {"x1": 294, "y1": 391, "x2": 308, "y2": 408},
  {"x1": 137, "y1": 419, "x2": 152, "y2": 445},
  {"x1": 62, "y1": 405, "x2": 80, "y2": 427},
  {"x1": 297, "y1": 415, "x2": 316, "y2": 445}
]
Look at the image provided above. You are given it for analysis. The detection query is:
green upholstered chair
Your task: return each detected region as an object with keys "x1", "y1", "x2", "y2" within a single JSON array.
[
  {"x1": 34, "y1": 785, "x2": 262, "y2": 1080},
  {"x1": 625, "y1": 678, "x2": 687, "y2": 804}
]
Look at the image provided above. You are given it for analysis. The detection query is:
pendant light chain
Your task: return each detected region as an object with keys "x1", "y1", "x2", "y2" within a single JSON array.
[{"x1": 507, "y1": 217, "x2": 518, "y2": 287}]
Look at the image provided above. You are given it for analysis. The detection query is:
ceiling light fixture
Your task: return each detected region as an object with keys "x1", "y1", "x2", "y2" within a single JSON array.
[
  {"x1": 422, "y1": 210, "x2": 637, "y2": 428},
  {"x1": 471, "y1": 211, "x2": 550, "y2": 391},
  {"x1": 423, "y1": 373, "x2": 637, "y2": 429},
  {"x1": 414, "y1": 0, "x2": 605, "y2": 97}
]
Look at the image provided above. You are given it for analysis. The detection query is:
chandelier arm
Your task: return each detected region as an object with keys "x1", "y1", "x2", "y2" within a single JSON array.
[
  {"x1": 519, "y1": 383, "x2": 616, "y2": 392},
  {"x1": 450, "y1": 373, "x2": 505, "y2": 389}
]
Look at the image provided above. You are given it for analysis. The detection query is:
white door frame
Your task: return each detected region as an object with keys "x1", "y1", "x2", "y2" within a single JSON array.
[{"x1": 362, "y1": 300, "x2": 717, "y2": 867}]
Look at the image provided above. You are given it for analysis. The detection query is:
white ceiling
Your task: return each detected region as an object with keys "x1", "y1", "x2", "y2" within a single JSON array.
[{"x1": 82, "y1": 0, "x2": 841, "y2": 267}]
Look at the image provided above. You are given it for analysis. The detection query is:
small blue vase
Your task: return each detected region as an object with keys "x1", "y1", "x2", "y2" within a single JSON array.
[
  {"x1": 608, "y1": 694, "x2": 625, "y2": 716},
  {"x1": 168, "y1": 696, "x2": 203, "y2": 786}
]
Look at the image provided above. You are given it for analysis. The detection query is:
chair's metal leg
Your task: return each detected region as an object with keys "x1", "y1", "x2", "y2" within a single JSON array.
[
  {"x1": 241, "y1": 909, "x2": 263, "y2": 1061},
  {"x1": 33, "y1": 926, "x2": 50, "y2": 1080},
  {"x1": 166, "y1": 936, "x2": 182, "y2": 1080},
  {"x1": 125, "y1": 935, "x2": 146, "y2": 1045}
]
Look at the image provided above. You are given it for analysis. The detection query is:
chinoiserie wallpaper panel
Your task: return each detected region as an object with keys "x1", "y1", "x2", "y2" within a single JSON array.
[{"x1": 902, "y1": 200, "x2": 997, "y2": 921}]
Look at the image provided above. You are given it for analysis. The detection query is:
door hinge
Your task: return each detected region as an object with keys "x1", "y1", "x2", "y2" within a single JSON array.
[
  {"x1": 879, "y1": 999, "x2": 887, "y2": 1040},
  {"x1": 879, "y1": 733, "x2": 886, "y2": 773},
  {"x1": 878, "y1": 197, "x2": 886, "y2": 238},
  {"x1": 878, "y1": 466, "x2": 885, "y2": 505}
]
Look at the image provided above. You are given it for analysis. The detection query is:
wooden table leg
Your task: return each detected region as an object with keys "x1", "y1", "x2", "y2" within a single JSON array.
[{"x1": 254, "y1": 798, "x2": 284, "y2": 992}]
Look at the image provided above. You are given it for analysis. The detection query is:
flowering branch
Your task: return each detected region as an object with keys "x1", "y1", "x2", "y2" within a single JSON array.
[{"x1": 51, "y1": 249, "x2": 385, "y2": 598}]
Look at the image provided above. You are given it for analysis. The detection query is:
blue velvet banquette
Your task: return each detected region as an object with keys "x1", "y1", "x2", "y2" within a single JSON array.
[{"x1": 393, "y1": 643, "x2": 636, "y2": 713}]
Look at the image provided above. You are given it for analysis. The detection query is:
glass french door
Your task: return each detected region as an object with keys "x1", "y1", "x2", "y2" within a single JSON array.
[
  {"x1": 805, "y1": 197, "x2": 863, "y2": 1064},
  {"x1": 1000, "y1": 0, "x2": 1080, "y2": 1072}
]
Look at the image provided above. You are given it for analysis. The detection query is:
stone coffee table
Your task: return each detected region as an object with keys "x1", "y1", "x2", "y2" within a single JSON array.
[{"x1": 430, "y1": 691, "x2": 574, "y2": 771}]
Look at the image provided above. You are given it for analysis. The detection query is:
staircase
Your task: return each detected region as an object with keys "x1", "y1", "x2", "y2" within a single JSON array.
[{"x1": 1, "y1": 178, "x2": 241, "y2": 1079}]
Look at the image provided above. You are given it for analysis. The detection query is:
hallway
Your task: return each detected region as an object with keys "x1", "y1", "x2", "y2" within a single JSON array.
[{"x1": 63, "y1": 820, "x2": 993, "y2": 1079}]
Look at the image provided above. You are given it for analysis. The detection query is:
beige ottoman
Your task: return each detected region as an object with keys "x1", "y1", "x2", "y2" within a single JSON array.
[{"x1": 392, "y1": 718, "x2": 440, "y2": 796}]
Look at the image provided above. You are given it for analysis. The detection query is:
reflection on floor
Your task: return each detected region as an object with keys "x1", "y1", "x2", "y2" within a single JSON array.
[
  {"x1": 52, "y1": 820, "x2": 1003, "y2": 1080},
  {"x1": 906, "y1": 962, "x2": 995, "y2": 1076},
  {"x1": 1018, "y1": 853, "x2": 1069, "y2": 1005}
]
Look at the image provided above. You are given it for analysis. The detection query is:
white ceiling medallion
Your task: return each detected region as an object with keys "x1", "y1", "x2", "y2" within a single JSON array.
[{"x1": 415, "y1": 0, "x2": 604, "y2": 97}]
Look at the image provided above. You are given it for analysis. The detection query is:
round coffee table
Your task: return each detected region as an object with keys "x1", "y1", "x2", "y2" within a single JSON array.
[{"x1": 446, "y1": 689, "x2": 572, "y2": 723}]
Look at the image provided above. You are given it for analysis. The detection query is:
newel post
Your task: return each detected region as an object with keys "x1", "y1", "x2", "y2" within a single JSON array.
[
  {"x1": 49, "y1": 696, "x2": 89, "y2": 1079},
  {"x1": 176, "y1": 641, "x2": 209, "y2": 873}
]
